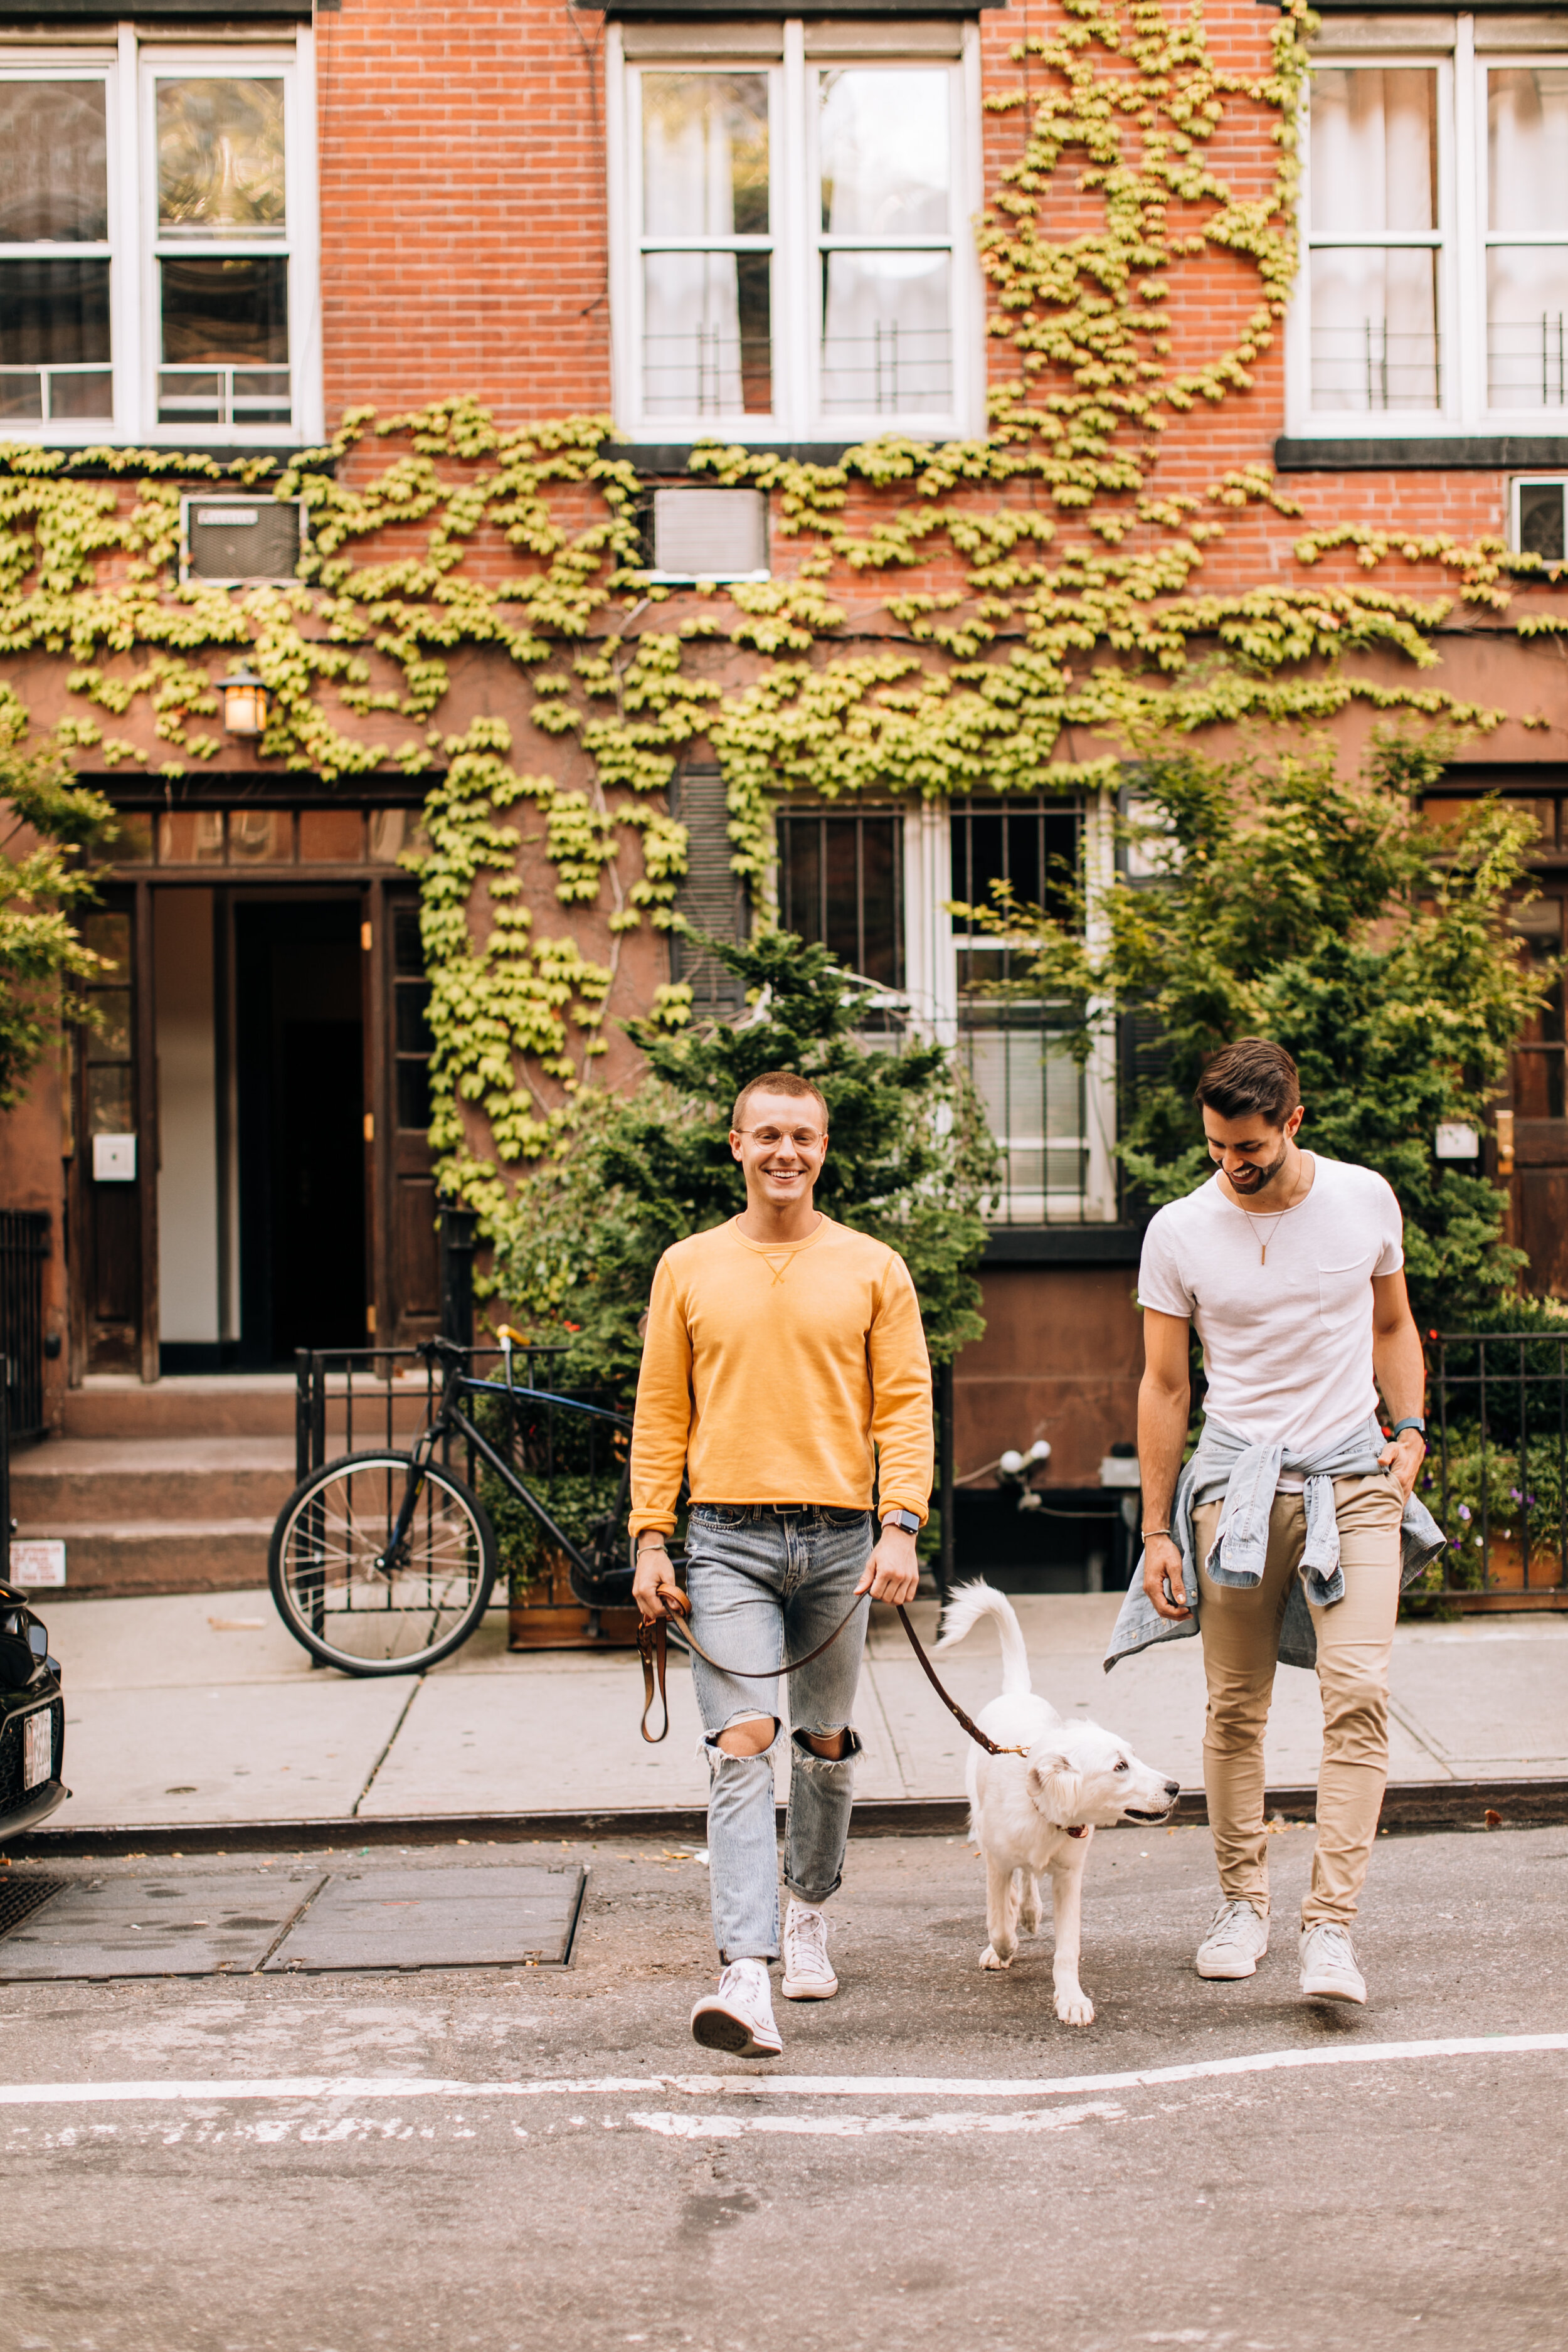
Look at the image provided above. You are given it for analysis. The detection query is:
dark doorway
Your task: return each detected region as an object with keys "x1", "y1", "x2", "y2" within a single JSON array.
[{"x1": 236, "y1": 900, "x2": 367, "y2": 1363}]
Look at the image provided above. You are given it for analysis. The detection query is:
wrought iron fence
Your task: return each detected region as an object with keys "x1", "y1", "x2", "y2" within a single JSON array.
[
  {"x1": 1426, "y1": 1333, "x2": 1568, "y2": 1601},
  {"x1": 293, "y1": 1344, "x2": 960, "y2": 1601}
]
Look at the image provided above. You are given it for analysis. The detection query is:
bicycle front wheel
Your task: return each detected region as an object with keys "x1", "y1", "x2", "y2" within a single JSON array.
[{"x1": 269, "y1": 1451, "x2": 499, "y2": 1675}]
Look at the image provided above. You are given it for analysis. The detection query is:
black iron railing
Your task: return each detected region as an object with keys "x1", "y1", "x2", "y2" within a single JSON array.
[
  {"x1": 1426, "y1": 1333, "x2": 1568, "y2": 1601},
  {"x1": 294, "y1": 1343, "x2": 960, "y2": 1601},
  {"x1": 0, "y1": 1211, "x2": 49, "y2": 1447}
]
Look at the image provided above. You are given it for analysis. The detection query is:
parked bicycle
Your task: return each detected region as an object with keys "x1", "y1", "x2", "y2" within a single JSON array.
[{"x1": 268, "y1": 1333, "x2": 638, "y2": 1675}]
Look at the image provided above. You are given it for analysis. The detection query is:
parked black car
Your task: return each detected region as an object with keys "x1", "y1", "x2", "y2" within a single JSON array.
[{"x1": 0, "y1": 1583, "x2": 66, "y2": 1840}]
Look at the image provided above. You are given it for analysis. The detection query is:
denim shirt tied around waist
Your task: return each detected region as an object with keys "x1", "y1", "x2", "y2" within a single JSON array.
[{"x1": 1103, "y1": 1414, "x2": 1446, "y2": 1676}]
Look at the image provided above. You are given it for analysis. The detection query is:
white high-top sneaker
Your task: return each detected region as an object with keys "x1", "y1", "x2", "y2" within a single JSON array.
[
  {"x1": 780, "y1": 1899, "x2": 839, "y2": 2000},
  {"x1": 690, "y1": 1958, "x2": 783, "y2": 2057}
]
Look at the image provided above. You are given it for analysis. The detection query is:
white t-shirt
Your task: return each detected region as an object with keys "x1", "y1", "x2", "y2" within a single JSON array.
[{"x1": 1136, "y1": 1156, "x2": 1404, "y2": 1456}]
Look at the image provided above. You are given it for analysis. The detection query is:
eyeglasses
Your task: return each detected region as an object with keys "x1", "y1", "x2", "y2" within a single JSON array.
[{"x1": 735, "y1": 1126, "x2": 827, "y2": 1148}]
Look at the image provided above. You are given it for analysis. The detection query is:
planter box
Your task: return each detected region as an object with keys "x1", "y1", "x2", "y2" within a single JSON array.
[{"x1": 506, "y1": 1553, "x2": 640, "y2": 1651}]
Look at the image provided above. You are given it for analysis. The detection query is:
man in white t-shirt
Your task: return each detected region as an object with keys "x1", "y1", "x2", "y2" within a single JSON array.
[{"x1": 1136, "y1": 1038, "x2": 1428, "y2": 2006}]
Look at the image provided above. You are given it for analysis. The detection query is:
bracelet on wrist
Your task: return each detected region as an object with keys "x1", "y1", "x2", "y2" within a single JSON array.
[{"x1": 1142, "y1": 1528, "x2": 1173, "y2": 1541}]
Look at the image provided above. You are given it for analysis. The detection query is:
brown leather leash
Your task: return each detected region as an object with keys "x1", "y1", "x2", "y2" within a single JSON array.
[{"x1": 637, "y1": 1596, "x2": 1028, "y2": 1761}]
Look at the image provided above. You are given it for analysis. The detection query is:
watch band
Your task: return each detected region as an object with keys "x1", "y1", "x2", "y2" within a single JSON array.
[
  {"x1": 881, "y1": 1507, "x2": 921, "y2": 1535},
  {"x1": 1389, "y1": 1417, "x2": 1427, "y2": 1439}
]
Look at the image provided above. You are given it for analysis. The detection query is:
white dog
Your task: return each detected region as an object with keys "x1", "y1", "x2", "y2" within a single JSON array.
[{"x1": 934, "y1": 1579, "x2": 1180, "y2": 2026}]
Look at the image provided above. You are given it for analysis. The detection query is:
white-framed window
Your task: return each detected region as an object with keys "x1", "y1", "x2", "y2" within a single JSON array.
[
  {"x1": 1290, "y1": 17, "x2": 1568, "y2": 434},
  {"x1": 0, "y1": 27, "x2": 320, "y2": 446},
  {"x1": 607, "y1": 19, "x2": 985, "y2": 443}
]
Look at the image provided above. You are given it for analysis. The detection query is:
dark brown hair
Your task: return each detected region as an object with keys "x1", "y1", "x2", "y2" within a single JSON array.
[
  {"x1": 1194, "y1": 1037, "x2": 1301, "y2": 1125},
  {"x1": 731, "y1": 1070, "x2": 829, "y2": 1131}
]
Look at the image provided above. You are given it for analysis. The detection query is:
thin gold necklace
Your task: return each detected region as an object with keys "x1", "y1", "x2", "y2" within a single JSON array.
[{"x1": 1231, "y1": 1157, "x2": 1311, "y2": 1264}]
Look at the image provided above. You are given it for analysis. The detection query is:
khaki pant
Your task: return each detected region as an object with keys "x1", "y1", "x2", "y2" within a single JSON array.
[{"x1": 1193, "y1": 1471, "x2": 1404, "y2": 1930}]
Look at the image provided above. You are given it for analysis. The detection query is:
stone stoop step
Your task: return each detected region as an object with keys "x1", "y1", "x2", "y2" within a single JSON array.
[{"x1": 11, "y1": 1375, "x2": 431, "y2": 1598}]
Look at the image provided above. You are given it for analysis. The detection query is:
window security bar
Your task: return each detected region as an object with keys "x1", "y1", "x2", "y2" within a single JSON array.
[
  {"x1": 1487, "y1": 316, "x2": 1568, "y2": 407},
  {"x1": 642, "y1": 330, "x2": 771, "y2": 418},
  {"x1": 0, "y1": 364, "x2": 114, "y2": 425},
  {"x1": 820, "y1": 321, "x2": 952, "y2": 415},
  {"x1": 157, "y1": 364, "x2": 292, "y2": 428},
  {"x1": 1308, "y1": 322, "x2": 1442, "y2": 412}
]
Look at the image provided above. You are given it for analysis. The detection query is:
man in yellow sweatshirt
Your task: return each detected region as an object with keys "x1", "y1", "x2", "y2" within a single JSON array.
[{"x1": 630, "y1": 1069, "x2": 934, "y2": 2058}]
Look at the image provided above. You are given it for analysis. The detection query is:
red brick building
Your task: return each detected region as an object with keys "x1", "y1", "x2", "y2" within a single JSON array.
[{"x1": 2, "y1": 0, "x2": 1567, "y2": 1589}]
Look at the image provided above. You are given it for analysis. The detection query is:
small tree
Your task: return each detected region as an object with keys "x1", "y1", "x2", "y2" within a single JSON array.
[
  {"x1": 953, "y1": 727, "x2": 1547, "y2": 1334},
  {"x1": 490, "y1": 929, "x2": 999, "y2": 1401},
  {"x1": 0, "y1": 727, "x2": 116, "y2": 1109}
]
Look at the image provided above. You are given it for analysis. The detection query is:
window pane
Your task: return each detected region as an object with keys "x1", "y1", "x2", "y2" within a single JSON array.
[
  {"x1": 0, "y1": 82, "x2": 107, "y2": 241},
  {"x1": 0, "y1": 258, "x2": 110, "y2": 364},
  {"x1": 156, "y1": 809, "x2": 225, "y2": 864},
  {"x1": 1310, "y1": 68, "x2": 1436, "y2": 233},
  {"x1": 820, "y1": 250, "x2": 951, "y2": 413},
  {"x1": 87, "y1": 1064, "x2": 132, "y2": 1133},
  {"x1": 161, "y1": 257, "x2": 289, "y2": 363},
  {"x1": 857, "y1": 819, "x2": 899, "y2": 984},
  {"x1": 85, "y1": 991, "x2": 130, "y2": 1061},
  {"x1": 396, "y1": 1059, "x2": 432, "y2": 1134},
  {"x1": 1488, "y1": 247, "x2": 1568, "y2": 405},
  {"x1": 393, "y1": 899, "x2": 425, "y2": 977},
  {"x1": 1520, "y1": 481, "x2": 1567, "y2": 561},
  {"x1": 823, "y1": 822, "x2": 861, "y2": 966},
  {"x1": 395, "y1": 983, "x2": 434, "y2": 1057},
  {"x1": 819, "y1": 69, "x2": 949, "y2": 236},
  {"x1": 299, "y1": 808, "x2": 363, "y2": 862},
  {"x1": 642, "y1": 249, "x2": 770, "y2": 413},
  {"x1": 642, "y1": 73, "x2": 768, "y2": 236},
  {"x1": 82, "y1": 912, "x2": 130, "y2": 977},
  {"x1": 1490, "y1": 68, "x2": 1568, "y2": 235},
  {"x1": 780, "y1": 817, "x2": 822, "y2": 943},
  {"x1": 227, "y1": 808, "x2": 290, "y2": 863},
  {"x1": 1309, "y1": 248, "x2": 1439, "y2": 410},
  {"x1": 157, "y1": 78, "x2": 285, "y2": 235}
]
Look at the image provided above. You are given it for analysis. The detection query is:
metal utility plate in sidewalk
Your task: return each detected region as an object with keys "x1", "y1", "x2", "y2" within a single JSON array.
[
  {"x1": 263, "y1": 1866, "x2": 585, "y2": 1973},
  {"x1": 0, "y1": 1870, "x2": 325, "y2": 1980},
  {"x1": 0, "y1": 1863, "x2": 586, "y2": 1979}
]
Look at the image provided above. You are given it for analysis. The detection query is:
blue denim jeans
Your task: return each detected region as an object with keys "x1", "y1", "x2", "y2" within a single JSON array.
[{"x1": 684, "y1": 1503, "x2": 874, "y2": 1963}]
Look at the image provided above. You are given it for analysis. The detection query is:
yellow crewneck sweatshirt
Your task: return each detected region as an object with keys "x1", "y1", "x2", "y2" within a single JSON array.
[{"x1": 628, "y1": 1214, "x2": 934, "y2": 1536}]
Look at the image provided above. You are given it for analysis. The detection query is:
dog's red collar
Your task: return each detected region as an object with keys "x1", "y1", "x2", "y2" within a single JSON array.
[{"x1": 1066, "y1": 1825, "x2": 1088, "y2": 1840}]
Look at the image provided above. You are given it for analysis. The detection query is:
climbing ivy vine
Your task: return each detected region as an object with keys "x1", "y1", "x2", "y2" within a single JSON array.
[{"x1": 0, "y1": 0, "x2": 1561, "y2": 1226}]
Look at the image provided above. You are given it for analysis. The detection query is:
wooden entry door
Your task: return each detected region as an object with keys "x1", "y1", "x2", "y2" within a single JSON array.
[{"x1": 70, "y1": 886, "x2": 158, "y2": 1379}]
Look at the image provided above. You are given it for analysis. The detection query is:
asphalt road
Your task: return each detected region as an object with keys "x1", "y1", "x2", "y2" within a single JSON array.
[{"x1": 0, "y1": 1823, "x2": 1564, "y2": 2352}]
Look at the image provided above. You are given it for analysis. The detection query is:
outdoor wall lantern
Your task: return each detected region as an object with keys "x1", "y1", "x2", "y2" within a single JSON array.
[{"x1": 218, "y1": 665, "x2": 268, "y2": 737}]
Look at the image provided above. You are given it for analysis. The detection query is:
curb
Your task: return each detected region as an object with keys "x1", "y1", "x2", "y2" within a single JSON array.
[{"x1": 6, "y1": 1779, "x2": 1566, "y2": 1859}]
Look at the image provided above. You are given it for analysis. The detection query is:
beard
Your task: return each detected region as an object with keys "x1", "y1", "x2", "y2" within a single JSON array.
[{"x1": 1226, "y1": 1143, "x2": 1291, "y2": 1197}]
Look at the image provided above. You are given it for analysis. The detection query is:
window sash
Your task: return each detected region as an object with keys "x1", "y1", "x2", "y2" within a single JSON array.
[
  {"x1": 615, "y1": 29, "x2": 974, "y2": 441},
  {"x1": 1294, "y1": 38, "x2": 1568, "y2": 432},
  {"x1": 0, "y1": 36, "x2": 315, "y2": 445}
]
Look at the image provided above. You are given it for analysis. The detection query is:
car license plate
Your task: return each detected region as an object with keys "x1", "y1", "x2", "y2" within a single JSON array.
[{"x1": 23, "y1": 1710, "x2": 51, "y2": 1790}]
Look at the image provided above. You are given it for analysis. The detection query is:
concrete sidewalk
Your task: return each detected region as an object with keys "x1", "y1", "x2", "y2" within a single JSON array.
[{"x1": 31, "y1": 1585, "x2": 1568, "y2": 1830}]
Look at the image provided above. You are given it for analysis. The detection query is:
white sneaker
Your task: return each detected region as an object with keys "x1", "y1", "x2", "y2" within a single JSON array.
[
  {"x1": 1195, "y1": 1898, "x2": 1270, "y2": 1979},
  {"x1": 690, "y1": 1959, "x2": 783, "y2": 2057},
  {"x1": 780, "y1": 1899, "x2": 839, "y2": 2001},
  {"x1": 1300, "y1": 1921, "x2": 1367, "y2": 2005}
]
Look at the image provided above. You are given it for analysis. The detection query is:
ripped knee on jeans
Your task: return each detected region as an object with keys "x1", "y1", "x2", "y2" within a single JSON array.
[
  {"x1": 791, "y1": 1724, "x2": 862, "y2": 1765},
  {"x1": 709, "y1": 1713, "x2": 778, "y2": 1759}
]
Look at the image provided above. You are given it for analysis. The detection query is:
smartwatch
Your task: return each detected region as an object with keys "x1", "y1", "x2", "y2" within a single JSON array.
[{"x1": 881, "y1": 1507, "x2": 922, "y2": 1535}]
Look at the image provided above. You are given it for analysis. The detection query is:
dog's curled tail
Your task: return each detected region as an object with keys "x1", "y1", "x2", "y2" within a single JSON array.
[{"x1": 933, "y1": 1578, "x2": 1033, "y2": 1698}]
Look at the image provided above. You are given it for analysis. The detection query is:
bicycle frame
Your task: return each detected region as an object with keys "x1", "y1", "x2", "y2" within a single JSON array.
[{"x1": 392, "y1": 1346, "x2": 636, "y2": 1609}]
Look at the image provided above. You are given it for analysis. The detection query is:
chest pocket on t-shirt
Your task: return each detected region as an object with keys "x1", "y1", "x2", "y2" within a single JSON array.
[{"x1": 1318, "y1": 1251, "x2": 1372, "y2": 1332}]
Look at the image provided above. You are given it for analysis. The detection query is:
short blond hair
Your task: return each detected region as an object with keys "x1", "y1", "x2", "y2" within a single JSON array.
[{"x1": 731, "y1": 1070, "x2": 829, "y2": 1130}]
